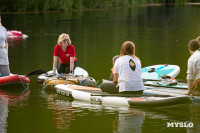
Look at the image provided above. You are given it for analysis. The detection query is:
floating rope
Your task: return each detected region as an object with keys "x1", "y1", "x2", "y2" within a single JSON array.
[
  {"x1": 42, "y1": 81, "x2": 48, "y2": 91},
  {"x1": 17, "y1": 75, "x2": 29, "y2": 92}
]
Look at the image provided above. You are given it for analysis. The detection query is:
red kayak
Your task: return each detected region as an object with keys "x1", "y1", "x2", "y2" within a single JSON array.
[{"x1": 0, "y1": 75, "x2": 30, "y2": 88}]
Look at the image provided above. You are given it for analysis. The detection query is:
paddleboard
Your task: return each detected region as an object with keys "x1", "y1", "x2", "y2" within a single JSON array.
[
  {"x1": 55, "y1": 84, "x2": 192, "y2": 108},
  {"x1": 143, "y1": 80, "x2": 188, "y2": 89},
  {"x1": 37, "y1": 67, "x2": 89, "y2": 84},
  {"x1": 144, "y1": 86, "x2": 200, "y2": 103},
  {"x1": 141, "y1": 64, "x2": 180, "y2": 80},
  {"x1": 44, "y1": 76, "x2": 96, "y2": 89},
  {"x1": 103, "y1": 77, "x2": 188, "y2": 90}
]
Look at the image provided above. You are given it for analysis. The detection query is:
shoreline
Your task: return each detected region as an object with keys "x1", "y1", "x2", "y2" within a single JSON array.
[
  {"x1": 186, "y1": 2, "x2": 200, "y2": 5},
  {"x1": 0, "y1": 3, "x2": 199, "y2": 15},
  {"x1": 0, "y1": 4, "x2": 164, "y2": 15}
]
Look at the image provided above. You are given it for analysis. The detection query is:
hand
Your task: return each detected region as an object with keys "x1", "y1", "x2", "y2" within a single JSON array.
[
  {"x1": 184, "y1": 90, "x2": 191, "y2": 95},
  {"x1": 53, "y1": 69, "x2": 56, "y2": 75},
  {"x1": 68, "y1": 73, "x2": 73, "y2": 76}
]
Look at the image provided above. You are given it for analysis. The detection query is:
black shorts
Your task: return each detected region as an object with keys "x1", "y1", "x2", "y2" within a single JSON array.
[
  {"x1": 100, "y1": 82, "x2": 143, "y2": 94},
  {"x1": 57, "y1": 61, "x2": 78, "y2": 74}
]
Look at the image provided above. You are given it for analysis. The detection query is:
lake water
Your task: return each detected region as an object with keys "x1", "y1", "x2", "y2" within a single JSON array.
[{"x1": 1, "y1": 5, "x2": 200, "y2": 133}]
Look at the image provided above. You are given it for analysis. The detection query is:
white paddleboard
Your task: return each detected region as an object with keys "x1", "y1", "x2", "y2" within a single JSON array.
[{"x1": 37, "y1": 67, "x2": 89, "y2": 84}]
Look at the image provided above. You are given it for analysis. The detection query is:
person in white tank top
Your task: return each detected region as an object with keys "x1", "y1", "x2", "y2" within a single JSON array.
[{"x1": 0, "y1": 15, "x2": 10, "y2": 77}]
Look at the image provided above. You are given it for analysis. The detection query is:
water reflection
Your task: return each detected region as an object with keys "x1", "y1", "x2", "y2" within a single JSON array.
[
  {"x1": 3, "y1": 4, "x2": 200, "y2": 133},
  {"x1": 0, "y1": 96, "x2": 8, "y2": 133},
  {"x1": 44, "y1": 90, "x2": 73, "y2": 130},
  {"x1": 113, "y1": 109, "x2": 144, "y2": 133},
  {"x1": 43, "y1": 89, "x2": 194, "y2": 133},
  {"x1": 189, "y1": 105, "x2": 200, "y2": 132},
  {"x1": 7, "y1": 39, "x2": 23, "y2": 47},
  {"x1": 0, "y1": 88, "x2": 30, "y2": 133}
]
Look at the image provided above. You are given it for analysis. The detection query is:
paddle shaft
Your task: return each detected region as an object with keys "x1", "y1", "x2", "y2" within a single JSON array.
[{"x1": 25, "y1": 69, "x2": 46, "y2": 77}]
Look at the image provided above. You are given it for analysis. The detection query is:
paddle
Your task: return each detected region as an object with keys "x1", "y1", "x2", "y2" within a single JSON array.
[
  {"x1": 91, "y1": 94, "x2": 171, "y2": 97},
  {"x1": 25, "y1": 69, "x2": 46, "y2": 77}
]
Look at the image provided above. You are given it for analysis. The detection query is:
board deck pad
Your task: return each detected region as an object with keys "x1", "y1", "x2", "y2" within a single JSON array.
[{"x1": 144, "y1": 80, "x2": 188, "y2": 89}]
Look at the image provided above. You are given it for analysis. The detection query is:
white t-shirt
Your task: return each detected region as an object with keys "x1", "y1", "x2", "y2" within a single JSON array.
[
  {"x1": 113, "y1": 55, "x2": 144, "y2": 92},
  {"x1": 0, "y1": 26, "x2": 9, "y2": 65},
  {"x1": 187, "y1": 50, "x2": 200, "y2": 81}
]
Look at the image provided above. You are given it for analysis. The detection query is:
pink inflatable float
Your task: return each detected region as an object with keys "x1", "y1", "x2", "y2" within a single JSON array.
[{"x1": 7, "y1": 30, "x2": 28, "y2": 40}]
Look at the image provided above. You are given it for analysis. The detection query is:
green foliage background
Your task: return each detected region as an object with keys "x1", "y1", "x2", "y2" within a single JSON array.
[{"x1": 0, "y1": 0, "x2": 198, "y2": 12}]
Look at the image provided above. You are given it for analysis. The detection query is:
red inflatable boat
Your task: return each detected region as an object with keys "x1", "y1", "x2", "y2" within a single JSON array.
[
  {"x1": 7, "y1": 30, "x2": 28, "y2": 40},
  {"x1": 0, "y1": 75, "x2": 30, "y2": 88}
]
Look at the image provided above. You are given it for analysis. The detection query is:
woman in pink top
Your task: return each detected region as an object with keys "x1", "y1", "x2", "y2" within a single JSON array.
[{"x1": 53, "y1": 33, "x2": 77, "y2": 74}]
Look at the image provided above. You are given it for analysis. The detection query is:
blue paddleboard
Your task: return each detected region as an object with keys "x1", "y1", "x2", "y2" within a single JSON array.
[{"x1": 141, "y1": 64, "x2": 180, "y2": 80}]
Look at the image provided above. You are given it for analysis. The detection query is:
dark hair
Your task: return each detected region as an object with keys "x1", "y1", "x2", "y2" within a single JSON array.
[
  {"x1": 112, "y1": 55, "x2": 120, "y2": 64},
  {"x1": 188, "y1": 39, "x2": 200, "y2": 51}
]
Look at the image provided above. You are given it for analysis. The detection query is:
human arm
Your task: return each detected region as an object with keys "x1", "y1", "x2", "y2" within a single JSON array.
[
  {"x1": 5, "y1": 37, "x2": 8, "y2": 50},
  {"x1": 113, "y1": 73, "x2": 118, "y2": 84},
  {"x1": 53, "y1": 56, "x2": 58, "y2": 74},
  {"x1": 185, "y1": 79, "x2": 193, "y2": 95},
  {"x1": 113, "y1": 59, "x2": 119, "y2": 84},
  {"x1": 69, "y1": 57, "x2": 74, "y2": 74},
  {"x1": 185, "y1": 59, "x2": 194, "y2": 95}
]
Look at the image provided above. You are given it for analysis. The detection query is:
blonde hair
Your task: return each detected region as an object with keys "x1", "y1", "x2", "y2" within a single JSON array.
[
  {"x1": 196, "y1": 36, "x2": 200, "y2": 43},
  {"x1": 57, "y1": 33, "x2": 71, "y2": 45}
]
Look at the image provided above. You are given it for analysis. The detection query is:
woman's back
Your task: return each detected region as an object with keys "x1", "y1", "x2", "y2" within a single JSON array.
[{"x1": 114, "y1": 55, "x2": 144, "y2": 92}]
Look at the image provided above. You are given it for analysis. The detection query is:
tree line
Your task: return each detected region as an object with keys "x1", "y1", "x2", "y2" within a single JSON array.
[{"x1": 0, "y1": 0, "x2": 199, "y2": 13}]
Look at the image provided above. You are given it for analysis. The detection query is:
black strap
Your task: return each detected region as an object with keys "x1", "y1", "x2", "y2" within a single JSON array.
[{"x1": 148, "y1": 68, "x2": 155, "y2": 72}]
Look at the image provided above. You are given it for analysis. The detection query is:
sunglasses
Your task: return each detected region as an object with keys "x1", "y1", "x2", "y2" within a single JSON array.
[{"x1": 63, "y1": 39, "x2": 68, "y2": 42}]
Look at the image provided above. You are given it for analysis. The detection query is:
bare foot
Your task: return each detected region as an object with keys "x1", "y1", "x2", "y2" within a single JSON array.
[{"x1": 184, "y1": 90, "x2": 190, "y2": 95}]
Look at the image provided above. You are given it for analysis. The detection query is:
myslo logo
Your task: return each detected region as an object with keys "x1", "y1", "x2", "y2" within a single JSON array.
[{"x1": 167, "y1": 122, "x2": 193, "y2": 128}]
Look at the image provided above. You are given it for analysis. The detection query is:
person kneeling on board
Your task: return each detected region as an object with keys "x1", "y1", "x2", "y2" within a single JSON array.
[
  {"x1": 185, "y1": 39, "x2": 200, "y2": 96},
  {"x1": 53, "y1": 33, "x2": 78, "y2": 75},
  {"x1": 100, "y1": 41, "x2": 145, "y2": 94}
]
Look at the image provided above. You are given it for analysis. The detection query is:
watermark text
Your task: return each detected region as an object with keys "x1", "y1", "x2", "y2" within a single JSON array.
[{"x1": 167, "y1": 122, "x2": 193, "y2": 128}]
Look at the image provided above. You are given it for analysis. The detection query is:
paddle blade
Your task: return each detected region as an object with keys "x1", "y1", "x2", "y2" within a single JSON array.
[{"x1": 26, "y1": 69, "x2": 46, "y2": 77}]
